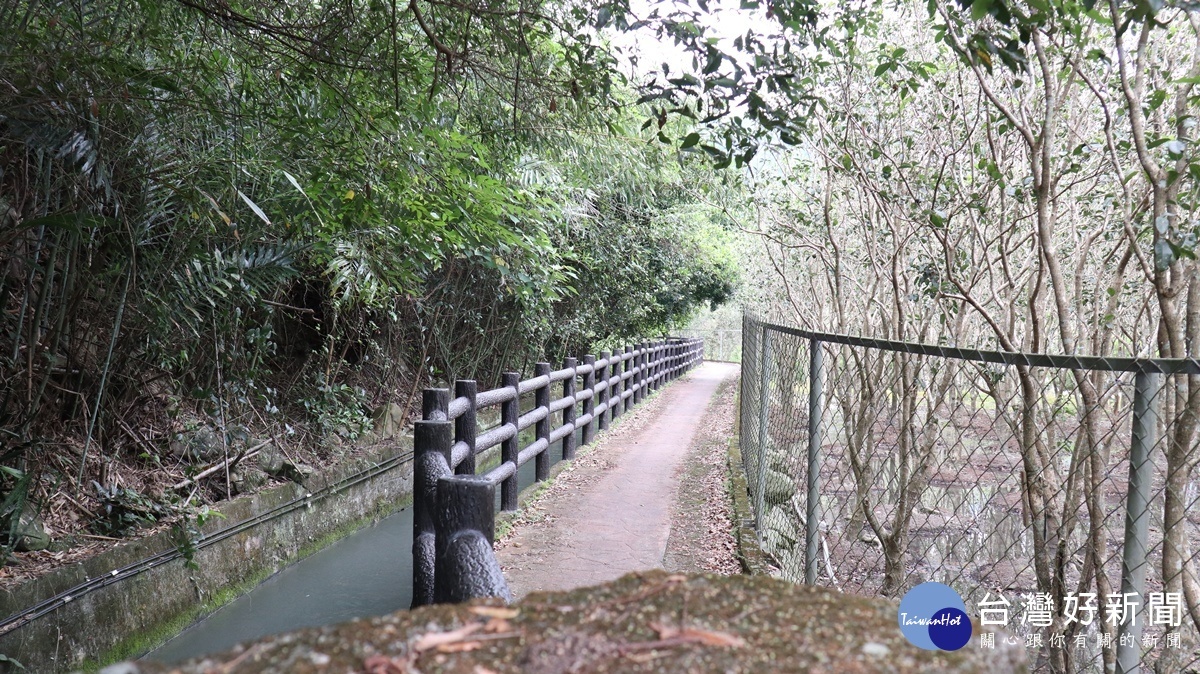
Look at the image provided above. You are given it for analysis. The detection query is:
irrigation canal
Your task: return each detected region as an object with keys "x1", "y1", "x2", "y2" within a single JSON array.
[{"x1": 146, "y1": 435, "x2": 573, "y2": 664}]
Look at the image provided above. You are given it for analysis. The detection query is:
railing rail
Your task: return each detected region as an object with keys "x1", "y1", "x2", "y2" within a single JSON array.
[{"x1": 412, "y1": 336, "x2": 705, "y2": 607}]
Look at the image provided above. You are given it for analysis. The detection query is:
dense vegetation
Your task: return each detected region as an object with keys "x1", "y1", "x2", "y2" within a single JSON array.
[
  {"x1": 735, "y1": 1, "x2": 1200, "y2": 669},
  {"x1": 12, "y1": 0, "x2": 1200, "y2": 658},
  {"x1": 0, "y1": 0, "x2": 744, "y2": 554}
]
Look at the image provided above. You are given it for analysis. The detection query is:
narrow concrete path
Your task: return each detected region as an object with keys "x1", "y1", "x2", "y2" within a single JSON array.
[{"x1": 495, "y1": 361, "x2": 739, "y2": 599}]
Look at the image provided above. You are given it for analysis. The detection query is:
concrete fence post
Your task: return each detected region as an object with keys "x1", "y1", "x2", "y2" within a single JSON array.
[
  {"x1": 535, "y1": 362, "x2": 551, "y2": 482},
  {"x1": 411, "y1": 418, "x2": 452, "y2": 608},
  {"x1": 582, "y1": 355, "x2": 596, "y2": 445},
  {"x1": 454, "y1": 380, "x2": 477, "y2": 475},
  {"x1": 500, "y1": 372, "x2": 520, "y2": 512},
  {"x1": 598, "y1": 351, "x2": 610, "y2": 432},
  {"x1": 563, "y1": 357, "x2": 577, "y2": 460},
  {"x1": 433, "y1": 475, "x2": 511, "y2": 604},
  {"x1": 422, "y1": 388, "x2": 449, "y2": 421}
]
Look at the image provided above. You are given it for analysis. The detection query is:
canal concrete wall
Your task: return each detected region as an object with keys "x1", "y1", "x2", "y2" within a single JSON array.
[{"x1": 0, "y1": 438, "x2": 414, "y2": 674}]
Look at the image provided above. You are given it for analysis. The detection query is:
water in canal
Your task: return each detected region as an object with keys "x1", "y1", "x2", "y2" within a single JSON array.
[{"x1": 147, "y1": 436, "x2": 571, "y2": 663}]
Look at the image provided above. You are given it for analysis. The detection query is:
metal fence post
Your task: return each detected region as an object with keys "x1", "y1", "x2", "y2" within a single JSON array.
[
  {"x1": 455, "y1": 380, "x2": 477, "y2": 475},
  {"x1": 500, "y1": 372, "x2": 520, "y2": 511},
  {"x1": 1117, "y1": 370, "x2": 1161, "y2": 674},
  {"x1": 412, "y1": 418, "x2": 451, "y2": 608},
  {"x1": 754, "y1": 327, "x2": 772, "y2": 528},
  {"x1": 563, "y1": 357, "x2": 577, "y2": 460},
  {"x1": 582, "y1": 355, "x2": 596, "y2": 445},
  {"x1": 598, "y1": 351, "x2": 610, "y2": 431},
  {"x1": 805, "y1": 339, "x2": 824, "y2": 586},
  {"x1": 535, "y1": 362, "x2": 551, "y2": 482}
]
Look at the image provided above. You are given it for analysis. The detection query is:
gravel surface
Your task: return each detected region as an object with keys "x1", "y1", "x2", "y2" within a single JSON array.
[{"x1": 663, "y1": 375, "x2": 740, "y2": 576}]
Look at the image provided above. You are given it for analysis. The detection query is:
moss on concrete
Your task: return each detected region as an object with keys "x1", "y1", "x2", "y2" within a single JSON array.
[
  {"x1": 4, "y1": 440, "x2": 415, "y2": 674},
  {"x1": 725, "y1": 412, "x2": 772, "y2": 576},
  {"x1": 80, "y1": 492, "x2": 414, "y2": 672}
]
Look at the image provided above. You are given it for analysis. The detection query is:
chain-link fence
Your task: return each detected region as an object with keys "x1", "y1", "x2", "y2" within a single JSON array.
[{"x1": 740, "y1": 314, "x2": 1200, "y2": 673}]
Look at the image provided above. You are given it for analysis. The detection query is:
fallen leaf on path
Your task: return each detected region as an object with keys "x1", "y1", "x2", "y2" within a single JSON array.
[
  {"x1": 414, "y1": 623, "x2": 482, "y2": 652},
  {"x1": 470, "y1": 606, "x2": 519, "y2": 619},
  {"x1": 363, "y1": 654, "x2": 409, "y2": 674},
  {"x1": 437, "y1": 640, "x2": 484, "y2": 653},
  {"x1": 482, "y1": 618, "x2": 513, "y2": 633},
  {"x1": 651, "y1": 622, "x2": 746, "y2": 648}
]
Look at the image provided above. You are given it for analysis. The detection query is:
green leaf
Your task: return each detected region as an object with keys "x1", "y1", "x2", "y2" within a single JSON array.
[
  {"x1": 680, "y1": 132, "x2": 701, "y2": 149},
  {"x1": 970, "y1": 0, "x2": 992, "y2": 22},
  {"x1": 237, "y1": 190, "x2": 271, "y2": 225},
  {"x1": 282, "y1": 170, "x2": 305, "y2": 195},
  {"x1": 1148, "y1": 89, "x2": 1167, "y2": 111}
]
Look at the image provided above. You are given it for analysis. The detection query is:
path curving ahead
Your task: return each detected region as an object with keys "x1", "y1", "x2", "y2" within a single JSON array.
[{"x1": 495, "y1": 361, "x2": 739, "y2": 598}]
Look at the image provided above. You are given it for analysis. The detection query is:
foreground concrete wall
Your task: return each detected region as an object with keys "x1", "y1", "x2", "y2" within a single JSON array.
[
  {"x1": 114, "y1": 569, "x2": 1028, "y2": 674},
  {"x1": 0, "y1": 438, "x2": 414, "y2": 673}
]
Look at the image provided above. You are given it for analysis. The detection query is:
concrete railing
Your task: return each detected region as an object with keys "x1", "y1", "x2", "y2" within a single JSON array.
[{"x1": 412, "y1": 337, "x2": 705, "y2": 607}]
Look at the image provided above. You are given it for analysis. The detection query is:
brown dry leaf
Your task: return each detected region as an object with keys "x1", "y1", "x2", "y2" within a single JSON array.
[
  {"x1": 625, "y1": 651, "x2": 665, "y2": 664},
  {"x1": 363, "y1": 654, "x2": 409, "y2": 674},
  {"x1": 413, "y1": 623, "x2": 483, "y2": 653},
  {"x1": 483, "y1": 618, "x2": 512, "y2": 633},
  {"x1": 650, "y1": 622, "x2": 679, "y2": 639},
  {"x1": 665, "y1": 574, "x2": 687, "y2": 583},
  {"x1": 437, "y1": 640, "x2": 484, "y2": 654},
  {"x1": 650, "y1": 622, "x2": 745, "y2": 648},
  {"x1": 470, "y1": 606, "x2": 519, "y2": 619},
  {"x1": 677, "y1": 627, "x2": 746, "y2": 648}
]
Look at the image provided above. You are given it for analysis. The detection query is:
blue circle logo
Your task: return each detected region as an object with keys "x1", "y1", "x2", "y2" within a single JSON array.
[{"x1": 897, "y1": 582, "x2": 972, "y2": 651}]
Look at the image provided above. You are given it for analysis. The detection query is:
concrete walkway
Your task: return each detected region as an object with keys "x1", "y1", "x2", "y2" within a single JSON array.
[{"x1": 495, "y1": 361, "x2": 739, "y2": 598}]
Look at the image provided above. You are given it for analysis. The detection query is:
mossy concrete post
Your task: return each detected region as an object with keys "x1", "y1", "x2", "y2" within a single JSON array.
[
  {"x1": 422, "y1": 388, "x2": 450, "y2": 421},
  {"x1": 412, "y1": 418, "x2": 452, "y2": 608},
  {"x1": 656, "y1": 340, "x2": 663, "y2": 390},
  {"x1": 433, "y1": 474, "x2": 511, "y2": 604},
  {"x1": 500, "y1": 372, "x2": 520, "y2": 512},
  {"x1": 628, "y1": 347, "x2": 638, "y2": 412},
  {"x1": 455, "y1": 380, "x2": 477, "y2": 475},
  {"x1": 562, "y1": 357, "x2": 577, "y2": 460},
  {"x1": 582, "y1": 355, "x2": 596, "y2": 446},
  {"x1": 612, "y1": 350, "x2": 625, "y2": 421},
  {"x1": 634, "y1": 343, "x2": 645, "y2": 405},
  {"x1": 598, "y1": 351, "x2": 611, "y2": 432},
  {"x1": 534, "y1": 362, "x2": 551, "y2": 482}
]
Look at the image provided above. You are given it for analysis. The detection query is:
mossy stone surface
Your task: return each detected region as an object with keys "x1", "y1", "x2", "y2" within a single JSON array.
[{"x1": 117, "y1": 570, "x2": 1026, "y2": 674}]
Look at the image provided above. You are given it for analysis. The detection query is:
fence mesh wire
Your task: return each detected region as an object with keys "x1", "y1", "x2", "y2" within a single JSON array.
[{"x1": 740, "y1": 314, "x2": 1200, "y2": 673}]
